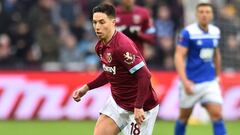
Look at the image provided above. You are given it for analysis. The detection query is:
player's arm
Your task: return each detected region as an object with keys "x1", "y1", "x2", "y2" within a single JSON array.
[
  {"x1": 175, "y1": 30, "x2": 194, "y2": 95},
  {"x1": 87, "y1": 72, "x2": 109, "y2": 89},
  {"x1": 134, "y1": 65, "x2": 151, "y2": 108},
  {"x1": 214, "y1": 47, "x2": 221, "y2": 79},
  {"x1": 73, "y1": 72, "x2": 109, "y2": 102},
  {"x1": 175, "y1": 45, "x2": 188, "y2": 84},
  {"x1": 137, "y1": 12, "x2": 156, "y2": 44},
  {"x1": 116, "y1": 39, "x2": 151, "y2": 125},
  {"x1": 137, "y1": 27, "x2": 156, "y2": 44},
  {"x1": 134, "y1": 66, "x2": 151, "y2": 126},
  {"x1": 115, "y1": 41, "x2": 151, "y2": 108},
  {"x1": 120, "y1": 25, "x2": 155, "y2": 44}
]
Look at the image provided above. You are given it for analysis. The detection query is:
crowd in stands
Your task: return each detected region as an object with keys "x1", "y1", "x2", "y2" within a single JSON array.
[{"x1": 0, "y1": 0, "x2": 239, "y2": 71}]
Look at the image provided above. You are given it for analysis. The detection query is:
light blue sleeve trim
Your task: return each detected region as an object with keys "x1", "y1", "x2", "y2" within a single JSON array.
[
  {"x1": 145, "y1": 27, "x2": 156, "y2": 34},
  {"x1": 129, "y1": 61, "x2": 145, "y2": 74}
]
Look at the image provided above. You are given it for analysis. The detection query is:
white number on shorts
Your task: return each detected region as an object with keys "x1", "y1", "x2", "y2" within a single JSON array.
[
  {"x1": 130, "y1": 122, "x2": 140, "y2": 135},
  {"x1": 200, "y1": 48, "x2": 214, "y2": 61}
]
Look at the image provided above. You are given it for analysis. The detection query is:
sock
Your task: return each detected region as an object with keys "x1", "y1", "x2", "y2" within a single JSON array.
[
  {"x1": 213, "y1": 119, "x2": 227, "y2": 135},
  {"x1": 174, "y1": 120, "x2": 186, "y2": 135}
]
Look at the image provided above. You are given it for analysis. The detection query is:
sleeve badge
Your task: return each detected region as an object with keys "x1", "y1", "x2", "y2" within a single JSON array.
[{"x1": 123, "y1": 52, "x2": 135, "y2": 64}]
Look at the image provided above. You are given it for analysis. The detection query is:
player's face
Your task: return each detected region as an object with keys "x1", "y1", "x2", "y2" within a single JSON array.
[
  {"x1": 92, "y1": 12, "x2": 115, "y2": 41},
  {"x1": 196, "y1": 6, "x2": 213, "y2": 26}
]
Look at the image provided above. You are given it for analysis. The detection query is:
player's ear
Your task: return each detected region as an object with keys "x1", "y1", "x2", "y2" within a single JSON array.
[{"x1": 112, "y1": 18, "x2": 116, "y2": 25}]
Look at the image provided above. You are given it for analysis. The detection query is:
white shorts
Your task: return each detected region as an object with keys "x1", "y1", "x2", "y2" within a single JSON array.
[
  {"x1": 179, "y1": 79, "x2": 223, "y2": 108},
  {"x1": 99, "y1": 96, "x2": 159, "y2": 135}
]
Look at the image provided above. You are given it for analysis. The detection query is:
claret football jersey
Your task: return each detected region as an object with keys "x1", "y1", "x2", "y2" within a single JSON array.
[
  {"x1": 95, "y1": 31, "x2": 158, "y2": 111},
  {"x1": 116, "y1": 5, "x2": 154, "y2": 55}
]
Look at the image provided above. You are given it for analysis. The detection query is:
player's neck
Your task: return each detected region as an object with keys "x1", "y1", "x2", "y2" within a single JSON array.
[
  {"x1": 102, "y1": 29, "x2": 116, "y2": 45},
  {"x1": 198, "y1": 23, "x2": 209, "y2": 32},
  {"x1": 123, "y1": 5, "x2": 133, "y2": 11}
]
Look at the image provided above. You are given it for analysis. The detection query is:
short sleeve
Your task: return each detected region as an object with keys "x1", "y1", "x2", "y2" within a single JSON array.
[
  {"x1": 116, "y1": 40, "x2": 145, "y2": 74},
  {"x1": 177, "y1": 29, "x2": 190, "y2": 47}
]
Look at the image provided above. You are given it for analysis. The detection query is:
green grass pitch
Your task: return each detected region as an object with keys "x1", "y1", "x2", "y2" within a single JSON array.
[{"x1": 0, "y1": 120, "x2": 239, "y2": 135}]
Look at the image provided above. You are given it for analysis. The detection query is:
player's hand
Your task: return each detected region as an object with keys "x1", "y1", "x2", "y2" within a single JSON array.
[
  {"x1": 183, "y1": 80, "x2": 194, "y2": 95},
  {"x1": 134, "y1": 108, "x2": 145, "y2": 126},
  {"x1": 72, "y1": 84, "x2": 89, "y2": 102}
]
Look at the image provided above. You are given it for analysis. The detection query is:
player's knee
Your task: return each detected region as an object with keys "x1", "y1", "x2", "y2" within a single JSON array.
[{"x1": 209, "y1": 111, "x2": 222, "y2": 121}]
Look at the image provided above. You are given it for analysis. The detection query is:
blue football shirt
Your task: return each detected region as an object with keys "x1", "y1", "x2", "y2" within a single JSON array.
[{"x1": 177, "y1": 23, "x2": 220, "y2": 83}]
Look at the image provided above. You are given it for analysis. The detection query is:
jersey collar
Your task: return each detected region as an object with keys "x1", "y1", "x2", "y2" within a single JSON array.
[{"x1": 197, "y1": 23, "x2": 209, "y2": 33}]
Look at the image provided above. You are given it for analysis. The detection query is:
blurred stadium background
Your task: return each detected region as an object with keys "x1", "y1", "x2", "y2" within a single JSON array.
[{"x1": 0, "y1": 0, "x2": 239, "y2": 135}]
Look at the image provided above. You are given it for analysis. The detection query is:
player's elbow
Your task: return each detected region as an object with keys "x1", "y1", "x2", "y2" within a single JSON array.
[{"x1": 145, "y1": 71, "x2": 151, "y2": 80}]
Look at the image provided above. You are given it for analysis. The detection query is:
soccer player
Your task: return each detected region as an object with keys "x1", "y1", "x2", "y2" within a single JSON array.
[
  {"x1": 174, "y1": 3, "x2": 227, "y2": 135},
  {"x1": 116, "y1": 0, "x2": 155, "y2": 55},
  {"x1": 72, "y1": 3, "x2": 159, "y2": 135}
]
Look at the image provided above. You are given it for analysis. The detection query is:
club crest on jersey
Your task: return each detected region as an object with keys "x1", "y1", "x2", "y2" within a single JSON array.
[
  {"x1": 123, "y1": 52, "x2": 135, "y2": 64},
  {"x1": 106, "y1": 53, "x2": 112, "y2": 63},
  {"x1": 133, "y1": 14, "x2": 141, "y2": 24}
]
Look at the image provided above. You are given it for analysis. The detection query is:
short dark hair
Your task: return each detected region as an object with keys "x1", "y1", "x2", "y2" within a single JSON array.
[
  {"x1": 92, "y1": 3, "x2": 116, "y2": 18},
  {"x1": 196, "y1": 3, "x2": 214, "y2": 10}
]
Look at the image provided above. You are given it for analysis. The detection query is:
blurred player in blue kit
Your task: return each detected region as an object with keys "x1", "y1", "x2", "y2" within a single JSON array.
[{"x1": 174, "y1": 3, "x2": 227, "y2": 135}]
